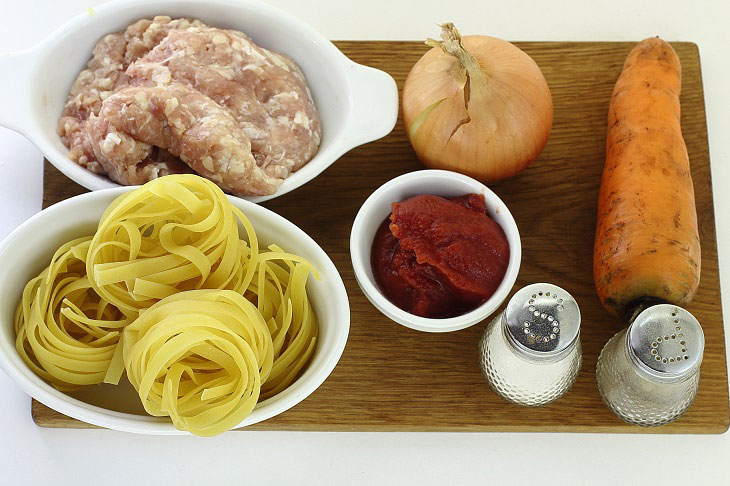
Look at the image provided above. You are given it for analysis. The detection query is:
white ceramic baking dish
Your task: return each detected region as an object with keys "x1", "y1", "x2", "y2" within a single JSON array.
[
  {"x1": 0, "y1": 187, "x2": 350, "y2": 434},
  {"x1": 0, "y1": 0, "x2": 398, "y2": 202}
]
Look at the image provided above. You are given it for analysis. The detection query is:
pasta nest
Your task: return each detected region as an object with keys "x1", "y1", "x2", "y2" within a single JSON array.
[
  {"x1": 86, "y1": 175, "x2": 257, "y2": 315},
  {"x1": 14, "y1": 237, "x2": 132, "y2": 391},
  {"x1": 122, "y1": 290, "x2": 273, "y2": 436}
]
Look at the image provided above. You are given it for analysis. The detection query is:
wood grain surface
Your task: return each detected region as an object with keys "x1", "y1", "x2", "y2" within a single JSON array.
[{"x1": 32, "y1": 41, "x2": 729, "y2": 433}]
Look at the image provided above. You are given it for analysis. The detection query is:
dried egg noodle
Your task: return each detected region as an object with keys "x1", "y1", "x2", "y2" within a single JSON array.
[
  {"x1": 122, "y1": 290, "x2": 274, "y2": 436},
  {"x1": 86, "y1": 175, "x2": 257, "y2": 314},
  {"x1": 14, "y1": 237, "x2": 132, "y2": 391},
  {"x1": 15, "y1": 174, "x2": 320, "y2": 435},
  {"x1": 247, "y1": 245, "x2": 319, "y2": 400}
]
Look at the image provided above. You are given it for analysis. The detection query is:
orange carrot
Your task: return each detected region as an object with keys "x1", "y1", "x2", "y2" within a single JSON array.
[{"x1": 594, "y1": 37, "x2": 700, "y2": 322}]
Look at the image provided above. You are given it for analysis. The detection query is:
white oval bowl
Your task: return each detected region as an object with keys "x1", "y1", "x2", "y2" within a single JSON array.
[
  {"x1": 350, "y1": 170, "x2": 521, "y2": 333},
  {"x1": 0, "y1": 0, "x2": 398, "y2": 203},
  {"x1": 0, "y1": 187, "x2": 350, "y2": 434}
]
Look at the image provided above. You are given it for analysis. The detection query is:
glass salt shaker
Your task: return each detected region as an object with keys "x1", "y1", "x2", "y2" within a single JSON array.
[
  {"x1": 478, "y1": 283, "x2": 582, "y2": 406},
  {"x1": 596, "y1": 304, "x2": 704, "y2": 426}
]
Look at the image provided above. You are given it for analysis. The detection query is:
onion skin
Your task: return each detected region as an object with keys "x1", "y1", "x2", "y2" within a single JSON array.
[{"x1": 403, "y1": 28, "x2": 553, "y2": 183}]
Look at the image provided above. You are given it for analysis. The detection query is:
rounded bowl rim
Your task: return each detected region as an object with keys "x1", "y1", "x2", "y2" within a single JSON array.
[{"x1": 349, "y1": 169, "x2": 521, "y2": 333}]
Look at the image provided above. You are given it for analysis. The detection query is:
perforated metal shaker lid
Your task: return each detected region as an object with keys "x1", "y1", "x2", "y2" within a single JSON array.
[
  {"x1": 628, "y1": 304, "x2": 704, "y2": 382},
  {"x1": 504, "y1": 283, "x2": 581, "y2": 360}
]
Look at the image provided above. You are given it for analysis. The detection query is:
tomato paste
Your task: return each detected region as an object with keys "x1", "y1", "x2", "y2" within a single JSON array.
[{"x1": 371, "y1": 193, "x2": 509, "y2": 318}]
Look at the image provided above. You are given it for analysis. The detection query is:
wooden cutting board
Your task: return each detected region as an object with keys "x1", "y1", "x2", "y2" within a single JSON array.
[{"x1": 33, "y1": 41, "x2": 729, "y2": 433}]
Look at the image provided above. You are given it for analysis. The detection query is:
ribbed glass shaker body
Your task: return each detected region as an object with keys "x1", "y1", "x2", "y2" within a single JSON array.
[
  {"x1": 596, "y1": 305, "x2": 703, "y2": 426},
  {"x1": 478, "y1": 283, "x2": 582, "y2": 406}
]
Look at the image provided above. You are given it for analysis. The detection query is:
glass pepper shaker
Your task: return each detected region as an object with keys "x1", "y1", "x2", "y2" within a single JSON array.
[
  {"x1": 596, "y1": 304, "x2": 704, "y2": 426},
  {"x1": 478, "y1": 283, "x2": 582, "y2": 406}
]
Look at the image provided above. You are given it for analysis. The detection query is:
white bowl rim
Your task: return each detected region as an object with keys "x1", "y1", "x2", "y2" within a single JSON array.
[
  {"x1": 350, "y1": 169, "x2": 522, "y2": 333},
  {"x1": 0, "y1": 186, "x2": 350, "y2": 434}
]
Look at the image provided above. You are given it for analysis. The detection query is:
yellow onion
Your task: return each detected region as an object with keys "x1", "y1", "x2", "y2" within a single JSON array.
[{"x1": 403, "y1": 23, "x2": 553, "y2": 182}]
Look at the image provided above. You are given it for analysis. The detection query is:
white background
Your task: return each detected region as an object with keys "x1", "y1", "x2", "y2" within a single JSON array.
[{"x1": 1, "y1": 0, "x2": 728, "y2": 484}]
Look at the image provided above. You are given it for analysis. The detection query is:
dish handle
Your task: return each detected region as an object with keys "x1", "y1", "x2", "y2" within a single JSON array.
[
  {"x1": 343, "y1": 62, "x2": 399, "y2": 147},
  {"x1": 0, "y1": 49, "x2": 36, "y2": 134}
]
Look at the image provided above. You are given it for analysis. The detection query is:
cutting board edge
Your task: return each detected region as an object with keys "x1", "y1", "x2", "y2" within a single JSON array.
[{"x1": 31, "y1": 397, "x2": 730, "y2": 434}]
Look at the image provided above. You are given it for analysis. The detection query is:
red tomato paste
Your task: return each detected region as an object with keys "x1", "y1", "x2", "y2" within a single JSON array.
[{"x1": 371, "y1": 193, "x2": 509, "y2": 318}]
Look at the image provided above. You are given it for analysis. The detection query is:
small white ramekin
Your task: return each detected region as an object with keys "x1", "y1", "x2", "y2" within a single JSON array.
[
  {"x1": 0, "y1": 187, "x2": 350, "y2": 434},
  {"x1": 0, "y1": 0, "x2": 398, "y2": 203},
  {"x1": 350, "y1": 170, "x2": 521, "y2": 333}
]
